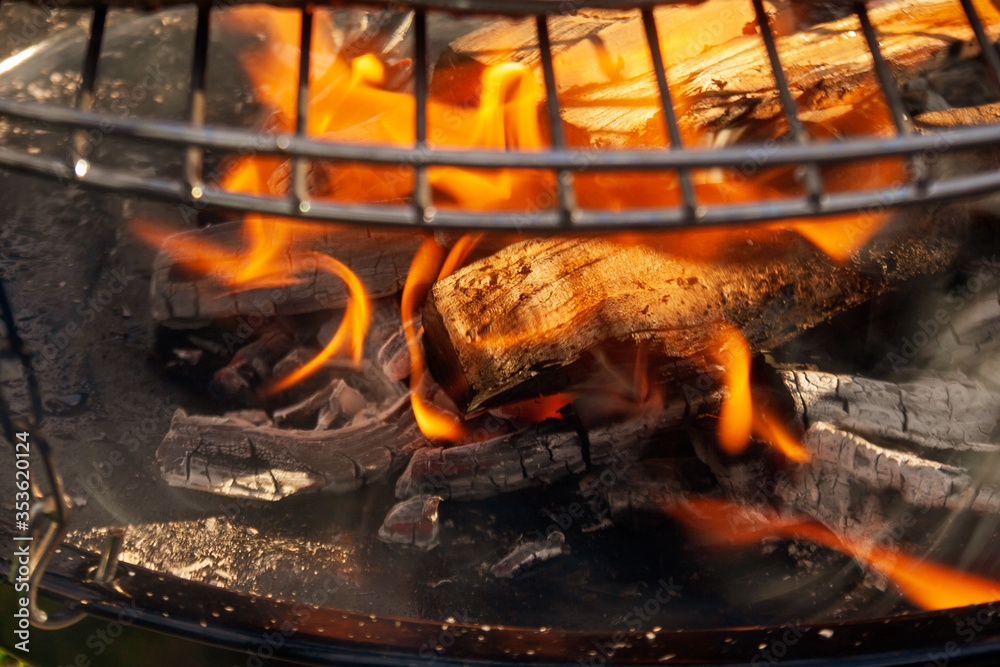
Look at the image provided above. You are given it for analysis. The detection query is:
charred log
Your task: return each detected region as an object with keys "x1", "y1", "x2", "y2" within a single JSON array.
[
  {"x1": 776, "y1": 421, "x2": 1000, "y2": 535},
  {"x1": 779, "y1": 369, "x2": 1000, "y2": 454},
  {"x1": 395, "y1": 388, "x2": 717, "y2": 500},
  {"x1": 156, "y1": 396, "x2": 429, "y2": 501}
]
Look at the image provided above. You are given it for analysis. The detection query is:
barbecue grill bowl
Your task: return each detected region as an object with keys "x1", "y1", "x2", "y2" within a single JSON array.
[{"x1": 3, "y1": 0, "x2": 1000, "y2": 664}]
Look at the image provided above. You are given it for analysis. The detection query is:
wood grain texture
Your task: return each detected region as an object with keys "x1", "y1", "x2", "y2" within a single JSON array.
[
  {"x1": 780, "y1": 369, "x2": 1000, "y2": 453},
  {"x1": 424, "y1": 210, "x2": 965, "y2": 412}
]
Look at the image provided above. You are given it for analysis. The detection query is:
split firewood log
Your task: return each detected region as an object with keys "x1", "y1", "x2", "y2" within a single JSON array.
[
  {"x1": 777, "y1": 422, "x2": 1000, "y2": 532},
  {"x1": 448, "y1": 0, "x2": 1000, "y2": 146},
  {"x1": 780, "y1": 369, "x2": 1000, "y2": 454},
  {"x1": 423, "y1": 209, "x2": 965, "y2": 412}
]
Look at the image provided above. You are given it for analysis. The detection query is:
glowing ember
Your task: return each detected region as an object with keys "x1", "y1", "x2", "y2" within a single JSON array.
[
  {"x1": 489, "y1": 394, "x2": 572, "y2": 423},
  {"x1": 672, "y1": 497, "x2": 1000, "y2": 611},
  {"x1": 708, "y1": 325, "x2": 810, "y2": 462}
]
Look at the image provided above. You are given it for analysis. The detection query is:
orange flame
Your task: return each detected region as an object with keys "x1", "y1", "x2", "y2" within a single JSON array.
[
  {"x1": 707, "y1": 325, "x2": 810, "y2": 461},
  {"x1": 215, "y1": 4, "x2": 911, "y2": 263},
  {"x1": 438, "y1": 233, "x2": 483, "y2": 280},
  {"x1": 401, "y1": 238, "x2": 470, "y2": 440},
  {"x1": 672, "y1": 497, "x2": 1000, "y2": 610},
  {"x1": 270, "y1": 252, "x2": 370, "y2": 392},
  {"x1": 709, "y1": 326, "x2": 753, "y2": 455},
  {"x1": 488, "y1": 393, "x2": 572, "y2": 422},
  {"x1": 133, "y1": 215, "x2": 370, "y2": 391}
]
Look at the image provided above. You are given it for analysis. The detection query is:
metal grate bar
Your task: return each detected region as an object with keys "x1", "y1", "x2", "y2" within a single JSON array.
[
  {"x1": 959, "y1": 0, "x2": 1000, "y2": 92},
  {"x1": 854, "y1": 2, "x2": 912, "y2": 136},
  {"x1": 292, "y1": 5, "x2": 313, "y2": 209},
  {"x1": 71, "y1": 2, "x2": 107, "y2": 172},
  {"x1": 750, "y1": 0, "x2": 823, "y2": 206},
  {"x1": 7, "y1": 93, "x2": 1000, "y2": 169},
  {"x1": 536, "y1": 14, "x2": 578, "y2": 227},
  {"x1": 15, "y1": 138, "x2": 1000, "y2": 231},
  {"x1": 413, "y1": 8, "x2": 432, "y2": 222},
  {"x1": 641, "y1": 7, "x2": 697, "y2": 220},
  {"x1": 184, "y1": 0, "x2": 211, "y2": 196},
  {"x1": 854, "y1": 0, "x2": 928, "y2": 187}
]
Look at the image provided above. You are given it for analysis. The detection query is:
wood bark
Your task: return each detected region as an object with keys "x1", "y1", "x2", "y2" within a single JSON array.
[
  {"x1": 395, "y1": 387, "x2": 718, "y2": 500},
  {"x1": 779, "y1": 369, "x2": 1000, "y2": 453},
  {"x1": 424, "y1": 211, "x2": 966, "y2": 412},
  {"x1": 690, "y1": 368, "x2": 1000, "y2": 541},
  {"x1": 776, "y1": 421, "x2": 1000, "y2": 535},
  {"x1": 156, "y1": 395, "x2": 429, "y2": 501}
]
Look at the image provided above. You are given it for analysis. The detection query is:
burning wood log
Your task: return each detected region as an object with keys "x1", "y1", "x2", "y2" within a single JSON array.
[
  {"x1": 149, "y1": 222, "x2": 423, "y2": 326},
  {"x1": 691, "y1": 368, "x2": 1000, "y2": 539},
  {"x1": 777, "y1": 421, "x2": 1000, "y2": 533},
  {"x1": 156, "y1": 395, "x2": 429, "y2": 501},
  {"x1": 448, "y1": 0, "x2": 999, "y2": 145},
  {"x1": 424, "y1": 212, "x2": 965, "y2": 412}
]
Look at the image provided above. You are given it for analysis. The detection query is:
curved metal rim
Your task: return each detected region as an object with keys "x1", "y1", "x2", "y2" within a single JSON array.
[{"x1": 5, "y1": 520, "x2": 1000, "y2": 666}]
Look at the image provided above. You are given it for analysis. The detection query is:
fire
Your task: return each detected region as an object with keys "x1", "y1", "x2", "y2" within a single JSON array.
[
  {"x1": 269, "y1": 253, "x2": 369, "y2": 392},
  {"x1": 216, "y1": 3, "x2": 906, "y2": 262},
  {"x1": 488, "y1": 393, "x2": 572, "y2": 422},
  {"x1": 216, "y1": 6, "x2": 549, "y2": 209},
  {"x1": 710, "y1": 326, "x2": 753, "y2": 454},
  {"x1": 671, "y1": 497, "x2": 1000, "y2": 610},
  {"x1": 401, "y1": 237, "x2": 471, "y2": 440},
  {"x1": 708, "y1": 325, "x2": 810, "y2": 462},
  {"x1": 133, "y1": 215, "x2": 370, "y2": 391}
]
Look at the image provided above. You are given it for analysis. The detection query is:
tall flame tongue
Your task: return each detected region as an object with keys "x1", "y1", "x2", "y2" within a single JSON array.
[
  {"x1": 708, "y1": 325, "x2": 810, "y2": 462},
  {"x1": 269, "y1": 252, "x2": 370, "y2": 392},
  {"x1": 133, "y1": 216, "x2": 370, "y2": 392},
  {"x1": 672, "y1": 498, "x2": 1000, "y2": 610},
  {"x1": 402, "y1": 237, "x2": 474, "y2": 440}
]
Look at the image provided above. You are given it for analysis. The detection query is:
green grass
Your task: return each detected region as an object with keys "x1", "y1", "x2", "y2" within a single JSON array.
[{"x1": 0, "y1": 647, "x2": 27, "y2": 667}]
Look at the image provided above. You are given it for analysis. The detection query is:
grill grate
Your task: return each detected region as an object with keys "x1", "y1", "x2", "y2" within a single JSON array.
[{"x1": 0, "y1": 0, "x2": 1000, "y2": 230}]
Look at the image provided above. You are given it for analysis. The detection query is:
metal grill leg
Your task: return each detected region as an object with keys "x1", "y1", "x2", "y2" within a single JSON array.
[{"x1": 71, "y1": 2, "x2": 107, "y2": 176}]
